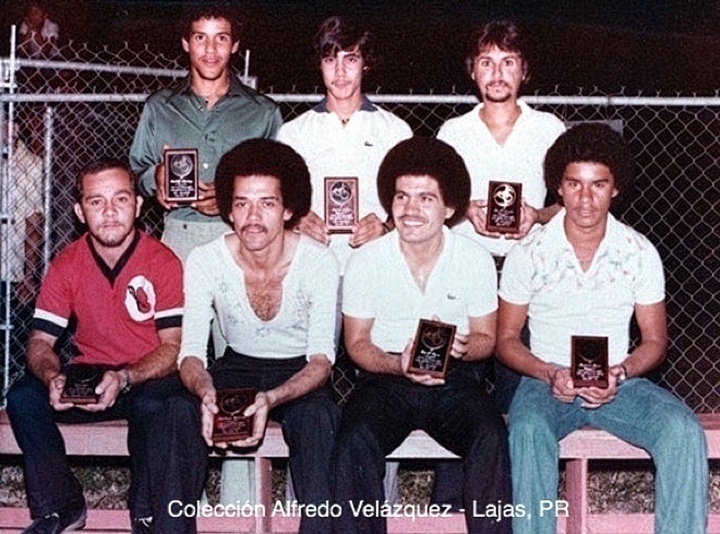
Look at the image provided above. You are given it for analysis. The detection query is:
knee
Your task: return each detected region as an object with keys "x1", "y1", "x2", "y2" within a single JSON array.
[
  {"x1": 658, "y1": 412, "x2": 706, "y2": 456},
  {"x1": 6, "y1": 375, "x2": 48, "y2": 419}
]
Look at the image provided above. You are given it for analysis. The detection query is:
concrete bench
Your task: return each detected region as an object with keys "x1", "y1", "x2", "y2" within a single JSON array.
[{"x1": 1, "y1": 410, "x2": 719, "y2": 533}]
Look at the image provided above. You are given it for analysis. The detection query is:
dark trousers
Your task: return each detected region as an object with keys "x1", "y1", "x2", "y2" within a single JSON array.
[
  {"x1": 6, "y1": 372, "x2": 204, "y2": 534},
  {"x1": 210, "y1": 351, "x2": 339, "y2": 534},
  {"x1": 333, "y1": 362, "x2": 512, "y2": 534}
]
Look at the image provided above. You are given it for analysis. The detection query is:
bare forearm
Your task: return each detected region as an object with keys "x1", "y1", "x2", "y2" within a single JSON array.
[
  {"x1": 265, "y1": 355, "x2": 332, "y2": 408},
  {"x1": 346, "y1": 339, "x2": 403, "y2": 376},
  {"x1": 622, "y1": 339, "x2": 666, "y2": 378},
  {"x1": 27, "y1": 336, "x2": 61, "y2": 386},
  {"x1": 535, "y1": 203, "x2": 561, "y2": 225},
  {"x1": 125, "y1": 343, "x2": 179, "y2": 385},
  {"x1": 465, "y1": 332, "x2": 496, "y2": 361},
  {"x1": 180, "y1": 357, "x2": 215, "y2": 398}
]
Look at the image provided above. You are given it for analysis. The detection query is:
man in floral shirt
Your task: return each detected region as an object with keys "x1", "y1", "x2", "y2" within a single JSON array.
[{"x1": 496, "y1": 123, "x2": 707, "y2": 534}]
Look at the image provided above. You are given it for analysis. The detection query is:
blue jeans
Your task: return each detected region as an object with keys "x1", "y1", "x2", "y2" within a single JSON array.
[
  {"x1": 6, "y1": 372, "x2": 203, "y2": 533},
  {"x1": 508, "y1": 377, "x2": 707, "y2": 534}
]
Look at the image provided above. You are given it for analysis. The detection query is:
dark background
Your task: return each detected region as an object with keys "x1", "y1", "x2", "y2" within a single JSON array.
[{"x1": 2, "y1": 0, "x2": 719, "y2": 94}]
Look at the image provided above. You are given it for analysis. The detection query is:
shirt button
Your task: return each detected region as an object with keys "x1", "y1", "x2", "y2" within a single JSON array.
[{"x1": 203, "y1": 163, "x2": 209, "y2": 169}]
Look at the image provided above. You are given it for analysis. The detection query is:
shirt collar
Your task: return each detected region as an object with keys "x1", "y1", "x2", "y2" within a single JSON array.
[
  {"x1": 166, "y1": 73, "x2": 250, "y2": 102},
  {"x1": 312, "y1": 95, "x2": 377, "y2": 114},
  {"x1": 545, "y1": 208, "x2": 618, "y2": 256}
]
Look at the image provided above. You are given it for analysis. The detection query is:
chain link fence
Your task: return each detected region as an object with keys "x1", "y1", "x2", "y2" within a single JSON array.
[{"x1": 1, "y1": 40, "x2": 718, "y2": 411}]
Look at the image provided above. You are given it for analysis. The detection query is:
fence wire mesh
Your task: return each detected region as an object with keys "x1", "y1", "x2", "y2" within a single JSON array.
[{"x1": 1, "y1": 42, "x2": 718, "y2": 411}]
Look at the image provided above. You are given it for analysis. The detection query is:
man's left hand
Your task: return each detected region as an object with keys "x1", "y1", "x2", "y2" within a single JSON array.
[
  {"x1": 349, "y1": 213, "x2": 386, "y2": 248},
  {"x1": 226, "y1": 391, "x2": 270, "y2": 448},
  {"x1": 192, "y1": 181, "x2": 219, "y2": 216},
  {"x1": 576, "y1": 366, "x2": 624, "y2": 409},
  {"x1": 76, "y1": 370, "x2": 122, "y2": 412}
]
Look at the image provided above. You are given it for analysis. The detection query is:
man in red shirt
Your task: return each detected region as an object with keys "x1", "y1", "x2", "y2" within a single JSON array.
[{"x1": 6, "y1": 159, "x2": 201, "y2": 534}]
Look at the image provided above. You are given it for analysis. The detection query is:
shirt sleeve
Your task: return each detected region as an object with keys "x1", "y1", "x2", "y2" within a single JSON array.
[
  {"x1": 342, "y1": 247, "x2": 377, "y2": 319},
  {"x1": 498, "y1": 243, "x2": 533, "y2": 305},
  {"x1": 178, "y1": 246, "x2": 216, "y2": 367},
  {"x1": 464, "y1": 244, "x2": 498, "y2": 318},
  {"x1": 152, "y1": 248, "x2": 184, "y2": 330},
  {"x1": 129, "y1": 100, "x2": 160, "y2": 197},
  {"x1": 634, "y1": 238, "x2": 665, "y2": 305},
  {"x1": 31, "y1": 256, "x2": 73, "y2": 338},
  {"x1": 304, "y1": 245, "x2": 340, "y2": 363}
]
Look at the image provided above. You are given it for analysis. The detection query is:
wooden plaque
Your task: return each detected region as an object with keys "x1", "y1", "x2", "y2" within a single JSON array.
[
  {"x1": 213, "y1": 388, "x2": 257, "y2": 443},
  {"x1": 571, "y1": 335, "x2": 609, "y2": 388},
  {"x1": 324, "y1": 177, "x2": 359, "y2": 233},
  {"x1": 60, "y1": 364, "x2": 104, "y2": 404}
]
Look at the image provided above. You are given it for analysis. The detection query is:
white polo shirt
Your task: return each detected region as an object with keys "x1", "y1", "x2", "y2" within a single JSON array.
[
  {"x1": 343, "y1": 227, "x2": 497, "y2": 353},
  {"x1": 499, "y1": 210, "x2": 665, "y2": 367},
  {"x1": 437, "y1": 100, "x2": 565, "y2": 256},
  {"x1": 277, "y1": 97, "x2": 412, "y2": 270}
]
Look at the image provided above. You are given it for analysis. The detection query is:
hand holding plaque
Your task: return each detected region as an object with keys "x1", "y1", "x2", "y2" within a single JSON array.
[
  {"x1": 325, "y1": 177, "x2": 359, "y2": 233},
  {"x1": 407, "y1": 319, "x2": 456, "y2": 380},
  {"x1": 486, "y1": 181, "x2": 523, "y2": 233},
  {"x1": 571, "y1": 335, "x2": 609, "y2": 388},
  {"x1": 164, "y1": 148, "x2": 199, "y2": 203},
  {"x1": 60, "y1": 364, "x2": 104, "y2": 404},
  {"x1": 213, "y1": 388, "x2": 257, "y2": 443}
]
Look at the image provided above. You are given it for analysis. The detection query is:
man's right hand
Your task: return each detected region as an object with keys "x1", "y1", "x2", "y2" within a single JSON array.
[
  {"x1": 296, "y1": 210, "x2": 329, "y2": 245},
  {"x1": 153, "y1": 145, "x2": 180, "y2": 211},
  {"x1": 548, "y1": 367, "x2": 578, "y2": 403},
  {"x1": 48, "y1": 373, "x2": 74, "y2": 411},
  {"x1": 199, "y1": 387, "x2": 219, "y2": 447},
  {"x1": 400, "y1": 339, "x2": 445, "y2": 387}
]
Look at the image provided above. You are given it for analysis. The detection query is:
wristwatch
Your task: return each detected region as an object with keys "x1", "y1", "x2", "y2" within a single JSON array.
[
  {"x1": 617, "y1": 364, "x2": 628, "y2": 384},
  {"x1": 118, "y1": 368, "x2": 133, "y2": 395}
]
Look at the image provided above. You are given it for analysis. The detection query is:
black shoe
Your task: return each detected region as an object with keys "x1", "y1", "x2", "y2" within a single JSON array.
[
  {"x1": 22, "y1": 502, "x2": 87, "y2": 533},
  {"x1": 131, "y1": 516, "x2": 154, "y2": 534}
]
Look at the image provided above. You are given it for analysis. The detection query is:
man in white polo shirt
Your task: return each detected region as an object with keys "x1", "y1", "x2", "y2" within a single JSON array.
[
  {"x1": 335, "y1": 137, "x2": 511, "y2": 534},
  {"x1": 496, "y1": 123, "x2": 707, "y2": 534}
]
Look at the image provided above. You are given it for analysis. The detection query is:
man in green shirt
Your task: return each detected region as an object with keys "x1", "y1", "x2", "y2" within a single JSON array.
[{"x1": 130, "y1": 5, "x2": 282, "y2": 261}]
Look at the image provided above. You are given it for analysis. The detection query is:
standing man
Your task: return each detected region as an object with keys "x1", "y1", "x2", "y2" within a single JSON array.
[
  {"x1": 178, "y1": 139, "x2": 339, "y2": 534},
  {"x1": 438, "y1": 20, "x2": 565, "y2": 258},
  {"x1": 277, "y1": 16, "x2": 412, "y2": 500},
  {"x1": 6, "y1": 159, "x2": 199, "y2": 534},
  {"x1": 334, "y1": 137, "x2": 512, "y2": 534},
  {"x1": 277, "y1": 15, "x2": 412, "y2": 269},
  {"x1": 129, "y1": 7, "x2": 282, "y2": 499},
  {"x1": 497, "y1": 124, "x2": 707, "y2": 534},
  {"x1": 130, "y1": 5, "x2": 282, "y2": 262}
]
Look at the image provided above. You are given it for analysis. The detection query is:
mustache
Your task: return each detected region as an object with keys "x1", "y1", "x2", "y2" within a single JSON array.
[{"x1": 240, "y1": 224, "x2": 267, "y2": 233}]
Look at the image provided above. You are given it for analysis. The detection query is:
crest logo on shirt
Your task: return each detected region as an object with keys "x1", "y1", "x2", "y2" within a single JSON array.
[{"x1": 125, "y1": 276, "x2": 156, "y2": 322}]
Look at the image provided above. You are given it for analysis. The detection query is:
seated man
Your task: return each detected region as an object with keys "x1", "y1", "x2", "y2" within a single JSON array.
[
  {"x1": 178, "y1": 139, "x2": 339, "y2": 534},
  {"x1": 6, "y1": 159, "x2": 196, "y2": 534},
  {"x1": 496, "y1": 123, "x2": 707, "y2": 534},
  {"x1": 334, "y1": 137, "x2": 512, "y2": 534}
]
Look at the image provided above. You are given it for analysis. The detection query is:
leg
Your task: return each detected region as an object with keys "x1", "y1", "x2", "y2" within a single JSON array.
[
  {"x1": 587, "y1": 379, "x2": 707, "y2": 534},
  {"x1": 507, "y1": 378, "x2": 586, "y2": 534},
  {"x1": 274, "y1": 387, "x2": 339, "y2": 534},
  {"x1": 424, "y1": 381, "x2": 512, "y2": 534},
  {"x1": 333, "y1": 377, "x2": 418, "y2": 534},
  {"x1": 5, "y1": 373, "x2": 85, "y2": 517},
  {"x1": 137, "y1": 376, "x2": 208, "y2": 534}
]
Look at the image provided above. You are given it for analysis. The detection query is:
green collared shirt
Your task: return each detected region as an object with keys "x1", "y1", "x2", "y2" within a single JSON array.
[{"x1": 130, "y1": 74, "x2": 282, "y2": 223}]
